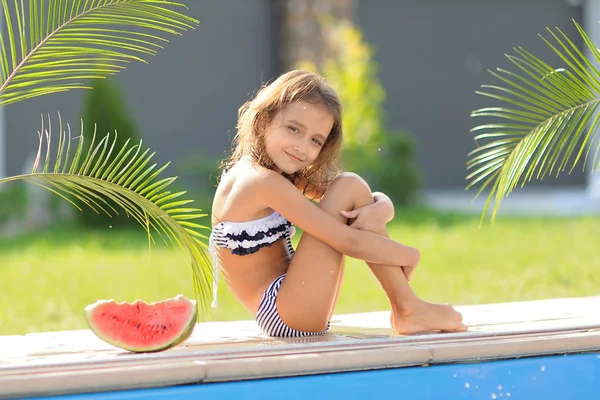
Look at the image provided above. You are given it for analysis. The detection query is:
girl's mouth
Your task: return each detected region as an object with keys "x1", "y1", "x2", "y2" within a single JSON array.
[{"x1": 284, "y1": 151, "x2": 303, "y2": 163}]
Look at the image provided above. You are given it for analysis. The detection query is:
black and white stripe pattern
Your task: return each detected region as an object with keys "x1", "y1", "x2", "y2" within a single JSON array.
[
  {"x1": 283, "y1": 228, "x2": 295, "y2": 259},
  {"x1": 256, "y1": 274, "x2": 330, "y2": 338}
]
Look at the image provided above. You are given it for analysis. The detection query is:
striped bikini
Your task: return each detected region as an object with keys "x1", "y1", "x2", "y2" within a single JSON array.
[{"x1": 209, "y1": 211, "x2": 329, "y2": 338}]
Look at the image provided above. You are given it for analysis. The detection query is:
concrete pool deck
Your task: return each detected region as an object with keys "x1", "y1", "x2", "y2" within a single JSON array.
[{"x1": 1, "y1": 296, "x2": 600, "y2": 398}]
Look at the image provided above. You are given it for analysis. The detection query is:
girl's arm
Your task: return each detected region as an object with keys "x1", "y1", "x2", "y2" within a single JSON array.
[
  {"x1": 292, "y1": 174, "x2": 326, "y2": 202},
  {"x1": 340, "y1": 191, "x2": 394, "y2": 233},
  {"x1": 257, "y1": 172, "x2": 420, "y2": 267}
]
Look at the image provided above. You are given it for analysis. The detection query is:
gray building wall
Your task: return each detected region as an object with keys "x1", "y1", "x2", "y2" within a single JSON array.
[
  {"x1": 3, "y1": 0, "x2": 588, "y2": 191},
  {"x1": 357, "y1": 0, "x2": 585, "y2": 188},
  {"x1": 4, "y1": 0, "x2": 276, "y2": 191}
]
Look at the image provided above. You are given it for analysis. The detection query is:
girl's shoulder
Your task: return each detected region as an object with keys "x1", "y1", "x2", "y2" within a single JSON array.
[
  {"x1": 212, "y1": 161, "x2": 287, "y2": 223},
  {"x1": 221, "y1": 160, "x2": 281, "y2": 190}
]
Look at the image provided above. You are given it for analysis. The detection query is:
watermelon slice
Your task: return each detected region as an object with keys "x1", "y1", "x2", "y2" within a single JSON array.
[{"x1": 84, "y1": 294, "x2": 197, "y2": 353}]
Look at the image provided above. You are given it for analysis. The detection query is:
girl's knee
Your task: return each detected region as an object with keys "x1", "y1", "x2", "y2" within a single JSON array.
[
  {"x1": 318, "y1": 172, "x2": 374, "y2": 217},
  {"x1": 328, "y1": 172, "x2": 371, "y2": 195}
]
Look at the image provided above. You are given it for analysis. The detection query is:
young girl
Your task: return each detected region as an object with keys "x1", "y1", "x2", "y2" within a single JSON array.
[{"x1": 210, "y1": 70, "x2": 467, "y2": 337}]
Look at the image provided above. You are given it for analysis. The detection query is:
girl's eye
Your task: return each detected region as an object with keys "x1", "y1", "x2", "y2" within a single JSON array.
[
  {"x1": 288, "y1": 126, "x2": 300, "y2": 134},
  {"x1": 312, "y1": 138, "x2": 323, "y2": 147}
]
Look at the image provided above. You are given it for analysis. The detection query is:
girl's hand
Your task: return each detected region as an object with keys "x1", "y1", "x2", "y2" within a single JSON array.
[{"x1": 340, "y1": 192, "x2": 394, "y2": 233}]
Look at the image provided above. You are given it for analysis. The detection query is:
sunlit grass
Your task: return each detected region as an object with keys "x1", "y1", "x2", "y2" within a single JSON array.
[{"x1": 1, "y1": 208, "x2": 599, "y2": 335}]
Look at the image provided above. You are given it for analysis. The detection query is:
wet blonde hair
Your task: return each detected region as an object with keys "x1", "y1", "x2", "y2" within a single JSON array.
[{"x1": 221, "y1": 70, "x2": 343, "y2": 192}]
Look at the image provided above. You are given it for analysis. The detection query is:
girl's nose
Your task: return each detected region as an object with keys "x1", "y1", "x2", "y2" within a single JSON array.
[{"x1": 294, "y1": 142, "x2": 306, "y2": 155}]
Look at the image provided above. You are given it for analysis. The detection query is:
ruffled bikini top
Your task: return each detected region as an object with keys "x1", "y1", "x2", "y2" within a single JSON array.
[{"x1": 209, "y1": 211, "x2": 296, "y2": 307}]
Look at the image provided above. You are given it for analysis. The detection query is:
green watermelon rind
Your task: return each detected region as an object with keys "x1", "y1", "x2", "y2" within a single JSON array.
[{"x1": 84, "y1": 294, "x2": 197, "y2": 353}]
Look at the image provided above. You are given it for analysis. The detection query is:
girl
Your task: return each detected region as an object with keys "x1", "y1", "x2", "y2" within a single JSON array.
[{"x1": 210, "y1": 70, "x2": 467, "y2": 337}]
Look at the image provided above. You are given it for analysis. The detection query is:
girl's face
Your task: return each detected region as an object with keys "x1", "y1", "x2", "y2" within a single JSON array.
[{"x1": 264, "y1": 101, "x2": 334, "y2": 175}]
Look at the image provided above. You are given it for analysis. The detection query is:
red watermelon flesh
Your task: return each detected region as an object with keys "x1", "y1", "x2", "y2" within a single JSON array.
[{"x1": 85, "y1": 295, "x2": 197, "y2": 352}]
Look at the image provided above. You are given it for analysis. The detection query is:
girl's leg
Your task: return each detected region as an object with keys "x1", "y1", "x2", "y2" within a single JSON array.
[
  {"x1": 328, "y1": 258, "x2": 345, "y2": 320},
  {"x1": 365, "y1": 229, "x2": 466, "y2": 333},
  {"x1": 275, "y1": 173, "x2": 361, "y2": 332},
  {"x1": 276, "y1": 172, "x2": 466, "y2": 333}
]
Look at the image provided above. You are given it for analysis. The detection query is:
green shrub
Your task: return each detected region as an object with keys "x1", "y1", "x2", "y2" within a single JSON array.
[
  {"x1": 173, "y1": 150, "x2": 222, "y2": 215},
  {"x1": 175, "y1": 151, "x2": 221, "y2": 195},
  {"x1": 76, "y1": 78, "x2": 142, "y2": 228},
  {"x1": 371, "y1": 133, "x2": 420, "y2": 205},
  {"x1": 0, "y1": 183, "x2": 26, "y2": 224},
  {"x1": 299, "y1": 19, "x2": 420, "y2": 206}
]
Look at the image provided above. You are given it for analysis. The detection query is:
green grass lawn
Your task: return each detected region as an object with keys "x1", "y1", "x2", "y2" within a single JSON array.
[{"x1": 1, "y1": 207, "x2": 599, "y2": 335}]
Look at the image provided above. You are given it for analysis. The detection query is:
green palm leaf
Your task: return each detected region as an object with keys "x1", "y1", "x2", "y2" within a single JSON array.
[
  {"x1": 468, "y1": 20, "x2": 600, "y2": 223},
  {"x1": 0, "y1": 113, "x2": 214, "y2": 314},
  {"x1": 0, "y1": 0, "x2": 198, "y2": 107}
]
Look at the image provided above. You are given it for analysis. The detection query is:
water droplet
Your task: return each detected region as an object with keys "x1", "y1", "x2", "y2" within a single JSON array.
[
  {"x1": 465, "y1": 383, "x2": 470, "y2": 389},
  {"x1": 498, "y1": 385, "x2": 503, "y2": 390},
  {"x1": 453, "y1": 373, "x2": 457, "y2": 378},
  {"x1": 491, "y1": 394, "x2": 497, "y2": 399},
  {"x1": 377, "y1": 148, "x2": 381, "y2": 151},
  {"x1": 109, "y1": 225, "x2": 113, "y2": 228},
  {"x1": 540, "y1": 366, "x2": 546, "y2": 371},
  {"x1": 506, "y1": 393, "x2": 511, "y2": 397}
]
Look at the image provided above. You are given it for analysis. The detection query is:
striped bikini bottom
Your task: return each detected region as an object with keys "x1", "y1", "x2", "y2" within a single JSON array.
[{"x1": 255, "y1": 274, "x2": 330, "y2": 338}]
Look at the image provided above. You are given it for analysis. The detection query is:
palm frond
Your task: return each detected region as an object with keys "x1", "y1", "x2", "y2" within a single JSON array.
[
  {"x1": 0, "y1": 0, "x2": 198, "y2": 107},
  {"x1": 467, "y1": 19, "x2": 600, "y2": 223},
  {"x1": 0, "y1": 113, "x2": 214, "y2": 315}
]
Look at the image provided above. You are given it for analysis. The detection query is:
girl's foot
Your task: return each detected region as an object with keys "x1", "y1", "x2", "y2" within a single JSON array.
[{"x1": 392, "y1": 300, "x2": 468, "y2": 334}]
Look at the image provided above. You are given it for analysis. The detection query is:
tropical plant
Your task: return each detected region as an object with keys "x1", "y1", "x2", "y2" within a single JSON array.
[
  {"x1": 0, "y1": 1, "x2": 215, "y2": 314},
  {"x1": 468, "y1": 20, "x2": 600, "y2": 223},
  {"x1": 78, "y1": 78, "x2": 143, "y2": 228}
]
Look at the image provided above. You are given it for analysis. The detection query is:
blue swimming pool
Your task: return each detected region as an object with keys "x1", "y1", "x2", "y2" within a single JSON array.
[{"x1": 30, "y1": 352, "x2": 600, "y2": 400}]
